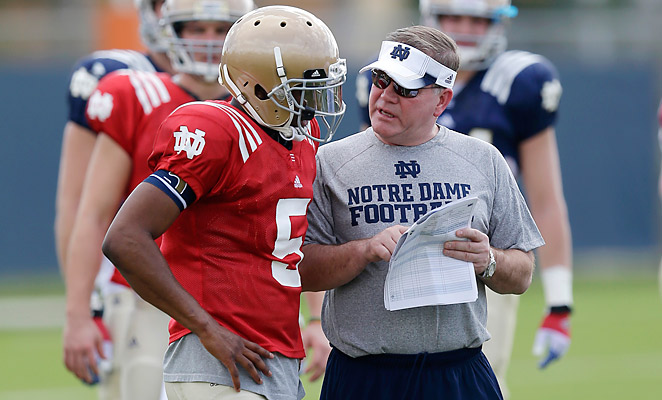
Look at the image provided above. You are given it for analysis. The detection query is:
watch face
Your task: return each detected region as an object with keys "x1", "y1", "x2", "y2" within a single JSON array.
[
  {"x1": 486, "y1": 262, "x2": 495, "y2": 277},
  {"x1": 483, "y1": 250, "x2": 496, "y2": 278}
]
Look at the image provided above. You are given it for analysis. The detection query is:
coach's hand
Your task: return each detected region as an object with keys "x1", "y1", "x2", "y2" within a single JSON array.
[
  {"x1": 364, "y1": 225, "x2": 409, "y2": 263},
  {"x1": 532, "y1": 308, "x2": 571, "y2": 369},
  {"x1": 198, "y1": 323, "x2": 274, "y2": 392},
  {"x1": 443, "y1": 228, "x2": 491, "y2": 273},
  {"x1": 63, "y1": 314, "x2": 106, "y2": 383}
]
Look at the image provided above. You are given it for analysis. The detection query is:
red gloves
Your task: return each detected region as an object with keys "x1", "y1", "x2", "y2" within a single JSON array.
[{"x1": 532, "y1": 308, "x2": 571, "y2": 369}]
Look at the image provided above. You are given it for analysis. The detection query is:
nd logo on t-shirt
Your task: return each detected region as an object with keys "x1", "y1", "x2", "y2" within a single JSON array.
[{"x1": 346, "y1": 160, "x2": 471, "y2": 226}]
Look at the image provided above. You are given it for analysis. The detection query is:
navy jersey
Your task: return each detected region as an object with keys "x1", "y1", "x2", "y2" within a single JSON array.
[
  {"x1": 357, "y1": 50, "x2": 562, "y2": 177},
  {"x1": 67, "y1": 49, "x2": 164, "y2": 130}
]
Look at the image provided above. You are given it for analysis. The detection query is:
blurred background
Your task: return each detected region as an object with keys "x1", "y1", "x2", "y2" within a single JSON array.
[
  {"x1": 0, "y1": 0, "x2": 661, "y2": 398},
  {"x1": 1, "y1": 0, "x2": 661, "y2": 280}
]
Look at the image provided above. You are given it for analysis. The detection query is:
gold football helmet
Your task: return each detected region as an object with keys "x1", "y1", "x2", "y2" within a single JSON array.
[
  {"x1": 419, "y1": 0, "x2": 518, "y2": 70},
  {"x1": 135, "y1": 0, "x2": 168, "y2": 52},
  {"x1": 161, "y1": 0, "x2": 254, "y2": 82},
  {"x1": 219, "y1": 6, "x2": 346, "y2": 143}
]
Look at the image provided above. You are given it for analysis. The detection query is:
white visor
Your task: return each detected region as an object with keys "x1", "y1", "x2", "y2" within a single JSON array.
[{"x1": 359, "y1": 41, "x2": 456, "y2": 89}]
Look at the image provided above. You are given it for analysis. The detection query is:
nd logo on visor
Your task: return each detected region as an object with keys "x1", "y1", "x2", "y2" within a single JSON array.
[{"x1": 390, "y1": 44, "x2": 410, "y2": 61}]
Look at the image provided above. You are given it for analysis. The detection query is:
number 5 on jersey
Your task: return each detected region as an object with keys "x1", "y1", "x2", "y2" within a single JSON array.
[{"x1": 272, "y1": 198, "x2": 312, "y2": 287}]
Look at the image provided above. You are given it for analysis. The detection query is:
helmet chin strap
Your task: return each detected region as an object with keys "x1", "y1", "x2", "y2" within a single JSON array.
[{"x1": 273, "y1": 46, "x2": 299, "y2": 136}]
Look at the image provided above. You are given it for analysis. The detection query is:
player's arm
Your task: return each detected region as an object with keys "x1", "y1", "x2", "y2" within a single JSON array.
[
  {"x1": 102, "y1": 180, "x2": 274, "y2": 392},
  {"x1": 300, "y1": 225, "x2": 409, "y2": 292},
  {"x1": 63, "y1": 134, "x2": 131, "y2": 383},
  {"x1": 520, "y1": 126, "x2": 572, "y2": 280},
  {"x1": 301, "y1": 291, "x2": 329, "y2": 381},
  {"x1": 55, "y1": 121, "x2": 96, "y2": 274},
  {"x1": 443, "y1": 228, "x2": 535, "y2": 295},
  {"x1": 519, "y1": 126, "x2": 573, "y2": 368}
]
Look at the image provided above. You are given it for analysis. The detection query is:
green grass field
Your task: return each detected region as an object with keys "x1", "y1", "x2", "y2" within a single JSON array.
[{"x1": 1, "y1": 262, "x2": 661, "y2": 399}]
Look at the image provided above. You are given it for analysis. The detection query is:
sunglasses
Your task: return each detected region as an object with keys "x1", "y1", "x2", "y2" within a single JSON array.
[{"x1": 371, "y1": 69, "x2": 438, "y2": 98}]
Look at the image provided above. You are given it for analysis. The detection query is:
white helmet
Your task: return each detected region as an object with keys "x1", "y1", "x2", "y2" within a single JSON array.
[
  {"x1": 219, "y1": 6, "x2": 346, "y2": 143},
  {"x1": 135, "y1": 0, "x2": 168, "y2": 53},
  {"x1": 419, "y1": 0, "x2": 518, "y2": 70},
  {"x1": 161, "y1": 0, "x2": 255, "y2": 82}
]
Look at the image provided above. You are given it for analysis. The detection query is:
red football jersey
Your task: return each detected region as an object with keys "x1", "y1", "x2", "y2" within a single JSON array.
[
  {"x1": 149, "y1": 100, "x2": 319, "y2": 358},
  {"x1": 86, "y1": 70, "x2": 196, "y2": 286}
]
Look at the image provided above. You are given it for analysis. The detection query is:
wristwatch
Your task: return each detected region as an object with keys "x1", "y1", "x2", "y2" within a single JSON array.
[{"x1": 480, "y1": 248, "x2": 496, "y2": 279}]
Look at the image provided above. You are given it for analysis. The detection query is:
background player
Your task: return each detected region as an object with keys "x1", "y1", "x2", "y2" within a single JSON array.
[
  {"x1": 55, "y1": 0, "x2": 171, "y2": 278},
  {"x1": 55, "y1": 0, "x2": 172, "y2": 387},
  {"x1": 356, "y1": 0, "x2": 573, "y2": 396},
  {"x1": 55, "y1": 0, "x2": 172, "y2": 395},
  {"x1": 62, "y1": 1, "x2": 252, "y2": 398},
  {"x1": 101, "y1": 5, "x2": 346, "y2": 398}
]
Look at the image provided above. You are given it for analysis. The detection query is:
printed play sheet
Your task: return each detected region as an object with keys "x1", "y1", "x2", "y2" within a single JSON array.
[{"x1": 384, "y1": 197, "x2": 479, "y2": 311}]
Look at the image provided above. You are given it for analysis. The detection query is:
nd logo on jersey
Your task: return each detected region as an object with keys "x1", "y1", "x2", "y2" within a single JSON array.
[
  {"x1": 173, "y1": 125, "x2": 206, "y2": 159},
  {"x1": 87, "y1": 91, "x2": 114, "y2": 122}
]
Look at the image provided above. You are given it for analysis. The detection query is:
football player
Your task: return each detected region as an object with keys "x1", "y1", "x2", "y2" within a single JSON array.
[
  {"x1": 56, "y1": 0, "x2": 171, "y2": 278},
  {"x1": 62, "y1": 1, "x2": 253, "y2": 398},
  {"x1": 56, "y1": 0, "x2": 172, "y2": 395},
  {"x1": 355, "y1": 0, "x2": 573, "y2": 397},
  {"x1": 55, "y1": 0, "x2": 172, "y2": 389},
  {"x1": 101, "y1": 5, "x2": 345, "y2": 399}
]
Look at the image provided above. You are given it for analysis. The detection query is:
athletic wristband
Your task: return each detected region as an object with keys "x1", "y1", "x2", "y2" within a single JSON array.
[
  {"x1": 541, "y1": 265, "x2": 573, "y2": 308},
  {"x1": 307, "y1": 316, "x2": 321, "y2": 324},
  {"x1": 549, "y1": 305, "x2": 572, "y2": 314}
]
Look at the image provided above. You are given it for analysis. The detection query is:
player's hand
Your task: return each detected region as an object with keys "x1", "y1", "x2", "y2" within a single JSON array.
[
  {"x1": 198, "y1": 323, "x2": 274, "y2": 392},
  {"x1": 443, "y1": 228, "x2": 491, "y2": 273},
  {"x1": 301, "y1": 320, "x2": 331, "y2": 381},
  {"x1": 63, "y1": 314, "x2": 106, "y2": 383},
  {"x1": 365, "y1": 225, "x2": 409, "y2": 263},
  {"x1": 532, "y1": 309, "x2": 571, "y2": 369}
]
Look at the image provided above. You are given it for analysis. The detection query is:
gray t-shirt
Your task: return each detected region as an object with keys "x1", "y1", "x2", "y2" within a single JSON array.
[
  {"x1": 305, "y1": 126, "x2": 544, "y2": 358},
  {"x1": 164, "y1": 333, "x2": 305, "y2": 400}
]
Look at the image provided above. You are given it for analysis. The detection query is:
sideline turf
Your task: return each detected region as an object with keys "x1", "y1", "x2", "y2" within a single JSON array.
[{"x1": 1, "y1": 268, "x2": 660, "y2": 399}]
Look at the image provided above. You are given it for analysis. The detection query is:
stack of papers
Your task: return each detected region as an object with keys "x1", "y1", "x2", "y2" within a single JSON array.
[{"x1": 384, "y1": 197, "x2": 479, "y2": 311}]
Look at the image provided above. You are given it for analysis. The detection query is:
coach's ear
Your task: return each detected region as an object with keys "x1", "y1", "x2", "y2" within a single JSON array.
[{"x1": 433, "y1": 88, "x2": 453, "y2": 118}]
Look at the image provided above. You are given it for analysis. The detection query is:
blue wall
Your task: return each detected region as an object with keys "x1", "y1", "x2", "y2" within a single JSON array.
[
  {"x1": 0, "y1": 64, "x2": 69, "y2": 275},
  {"x1": 554, "y1": 61, "x2": 660, "y2": 249},
  {"x1": 0, "y1": 59, "x2": 659, "y2": 276}
]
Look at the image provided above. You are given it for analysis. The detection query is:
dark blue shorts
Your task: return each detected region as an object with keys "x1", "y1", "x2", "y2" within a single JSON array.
[{"x1": 320, "y1": 346, "x2": 502, "y2": 400}]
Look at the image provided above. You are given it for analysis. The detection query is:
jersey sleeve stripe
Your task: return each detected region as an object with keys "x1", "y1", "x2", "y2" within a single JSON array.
[
  {"x1": 126, "y1": 70, "x2": 154, "y2": 114},
  {"x1": 217, "y1": 103, "x2": 263, "y2": 146},
  {"x1": 135, "y1": 71, "x2": 163, "y2": 110},
  {"x1": 227, "y1": 112, "x2": 251, "y2": 161},
  {"x1": 141, "y1": 71, "x2": 172, "y2": 104},
  {"x1": 122, "y1": 70, "x2": 171, "y2": 115},
  {"x1": 172, "y1": 101, "x2": 264, "y2": 163},
  {"x1": 236, "y1": 115, "x2": 258, "y2": 152},
  {"x1": 91, "y1": 50, "x2": 157, "y2": 72},
  {"x1": 481, "y1": 51, "x2": 544, "y2": 105}
]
